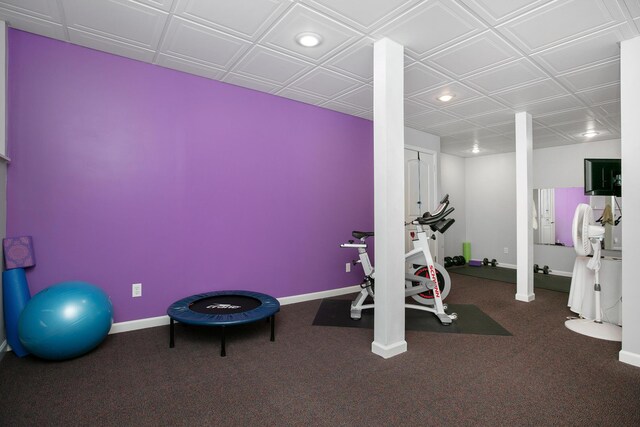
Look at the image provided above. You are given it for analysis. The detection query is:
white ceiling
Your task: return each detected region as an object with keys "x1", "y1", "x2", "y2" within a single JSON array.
[{"x1": 0, "y1": 0, "x2": 636, "y2": 157}]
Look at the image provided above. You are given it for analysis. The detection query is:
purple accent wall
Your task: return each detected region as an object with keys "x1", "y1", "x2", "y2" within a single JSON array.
[
  {"x1": 554, "y1": 187, "x2": 589, "y2": 246},
  {"x1": 7, "y1": 30, "x2": 373, "y2": 323}
]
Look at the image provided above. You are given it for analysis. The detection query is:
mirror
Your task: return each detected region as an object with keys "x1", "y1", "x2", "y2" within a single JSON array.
[{"x1": 533, "y1": 187, "x2": 622, "y2": 250}]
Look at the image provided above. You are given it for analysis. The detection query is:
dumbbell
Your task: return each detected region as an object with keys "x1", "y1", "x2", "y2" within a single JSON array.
[
  {"x1": 533, "y1": 264, "x2": 551, "y2": 274},
  {"x1": 453, "y1": 255, "x2": 466, "y2": 266},
  {"x1": 444, "y1": 256, "x2": 454, "y2": 268},
  {"x1": 482, "y1": 258, "x2": 498, "y2": 267}
]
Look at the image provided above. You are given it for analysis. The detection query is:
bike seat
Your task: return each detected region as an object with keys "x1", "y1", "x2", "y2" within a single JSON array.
[{"x1": 352, "y1": 231, "x2": 374, "y2": 239}]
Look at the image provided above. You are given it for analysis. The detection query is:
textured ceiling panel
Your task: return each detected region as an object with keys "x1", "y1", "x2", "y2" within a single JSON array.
[{"x1": 0, "y1": 0, "x2": 636, "y2": 157}]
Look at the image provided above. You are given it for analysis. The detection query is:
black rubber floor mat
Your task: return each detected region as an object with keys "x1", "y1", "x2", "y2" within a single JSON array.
[{"x1": 312, "y1": 298, "x2": 511, "y2": 336}]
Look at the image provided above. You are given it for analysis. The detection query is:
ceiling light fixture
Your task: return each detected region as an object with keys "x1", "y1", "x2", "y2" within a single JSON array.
[
  {"x1": 295, "y1": 32, "x2": 322, "y2": 47},
  {"x1": 472, "y1": 144, "x2": 480, "y2": 154},
  {"x1": 582, "y1": 130, "x2": 599, "y2": 138},
  {"x1": 437, "y1": 94, "x2": 455, "y2": 102}
]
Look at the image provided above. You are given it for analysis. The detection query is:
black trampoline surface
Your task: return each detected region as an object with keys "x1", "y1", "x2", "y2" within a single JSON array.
[
  {"x1": 168, "y1": 290, "x2": 280, "y2": 326},
  {"x1": 312, "y1": 298, "x2": 511, "y2": 336}
]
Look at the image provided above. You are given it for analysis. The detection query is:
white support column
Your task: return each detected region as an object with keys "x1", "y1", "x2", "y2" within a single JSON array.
[
  {"x1": 515, "y1": 111, "x2": 535, "y2": 302},
  {"x1": 620, "y1": 36, "x2": 640, "y2": 368},
  {"x1": 371, "y1": 38, "x2": 406, "y2": 358}
]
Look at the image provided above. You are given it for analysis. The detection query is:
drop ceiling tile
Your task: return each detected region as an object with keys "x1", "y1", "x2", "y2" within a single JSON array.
[
  {"x1": 428, "y1": 30, "x2": 521, "y2": 78},
  {"x1": 535, "y1": 108, "x2": 596, "y2": 126},
  {"x1": 231, "y1": 46, "x2": 314, "y2": 85},
  {"x1": 459, "y1": 0, "x2": 552, "y2": 25},
  {"x1": 324, "y1": 37, "x2": 373, "y2": 81},
  {"x1": 532, "y1": 24, "x2": 631, "y2": 74},
  {"x1": 321, "y1": 100, "x2": 368, "y2": 116},
  {"x1": 575, "y1": 83, "x2": 620, "y2": 105},
  {"x1": 0, "y1": 0, "x2": 63, "y2": 22},
  {"x1": 260, "y1": 3, "x2": 362, "y2": 63},
  {"x1": 160, "y1": 17, "x2": 252, "y2": 70},
  {"x1": 493, "y1": 79, "x2": 568, "y2": 107},
  {"x1": 276, "y1": 87, "x2": 328, "y2": 105},
  {"x1": 442, "y1": 96, "x2": 506, "y2": 118},
  {"x1": 467, "y1": 109, "x2": 516, "y2": 127},
  {"x1": 68, "y1": 28, "x2": 156, "y2": 62},
  {"x1": 334, "y1": 84, "x2": 373, "y2": 110},
  {"x1": 548, "y1": 119, "x2": 607, "y2": 138},
  {"x1": 516, "y1": 94, "x2": 584, "y2": 116},
  {"x1": 556, "y1": 60, "x2": 620, "y2": 92},
  {"x1": 439, "y1": 127, "x2": 502, "y2": 141},
  {"x1": 174, "y1": 0, "x2": 290, "y2": 41},
  {"x1": 405, "y1": 109, "x2": 459, "y2": 128},
  {"x1": 156, "y1": 53, "x2": 226, "y2": 80},
  {"x1": 410, "y1": 82, "x2": 482, "y2": 107},
  {"x1": 462, "y1": 58, "x2": 547, "y2": 94},
  {"x1": 287, "y1": 67, "x2": 362, "y2": 98},
  {"x1": 0, "y1": 7, "x2": 66, "y2": 40},
  {"x1": 485, "y1": 122, "x2": 515, "y2": 135},
  {"x1": 603, "y1": 114, "x2": 621, "y2": 130},
  {"x1": 593, "y1": 100, "x2": 620, "y2": 117},
  {"x1": 404, "y1": 62, "x2": 450, "y2": 96},
  {"x1": 372, "y1": 0, "x2": 485, "y2": 58},
  {"x1": 497, "y1": 0, "x2": 626, "y2": 53},
  {"x1": 222, "y1": 73, "x2": 281, "y2": 94},
  {"x1": 624, "y1": 0, "x2": 640, "y2": 18},
  {"x1": 300, "y1": 0, "x2": 419, "y2": 32},
  {"x1": 405, "y1": 99, "x2": 432, "y2": 118},
  {"x1": 425, "y1": 120, "x2": 479, "y2": 136},
  {"x1": 61, "y1": 0, "x2": 168, "y2": 50},
  {"x1": 135, "y1": 0, "x2": 173, "y2": 12}
]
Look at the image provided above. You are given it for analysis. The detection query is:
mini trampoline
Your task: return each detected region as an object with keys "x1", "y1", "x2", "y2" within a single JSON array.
[{"x1": 167, "y1": 290, "x2": 280, "y2": 357}]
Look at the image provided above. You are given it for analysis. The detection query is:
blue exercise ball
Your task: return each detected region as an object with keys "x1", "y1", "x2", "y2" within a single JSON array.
[{"x1": 18, "y1": 281, "x2": 113, "y2": 360}]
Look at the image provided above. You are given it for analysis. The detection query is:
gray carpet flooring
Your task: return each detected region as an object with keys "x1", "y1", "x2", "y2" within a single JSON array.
[{"x1": 0, "y1": 273, "x2": 637, "y2": 426}]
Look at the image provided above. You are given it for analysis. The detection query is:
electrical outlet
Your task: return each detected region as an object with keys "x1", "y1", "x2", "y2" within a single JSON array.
[
  {"x1": 132, "y1": 283, "x2": 142, "y2": 298},
  {"x1": 345, "y1": 262, "x2": 351, "y2": 273},
  {"x1": 504, "y1": 247, "x2": 509, "y2": 254}
]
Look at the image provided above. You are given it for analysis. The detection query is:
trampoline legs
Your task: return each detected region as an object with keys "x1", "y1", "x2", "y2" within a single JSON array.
[
  {"x1": 270, "y1": 315, "x2": 275, "y2": 341},
  {"x1": 168, "y1": 314, "x2": 276, "y2": 357},
  {"x1": 220, "y1": 326, "x2": 226, "y2": 357},
  {"x1": 169, "y1": 319, "x2": 175, "y2": 348}
]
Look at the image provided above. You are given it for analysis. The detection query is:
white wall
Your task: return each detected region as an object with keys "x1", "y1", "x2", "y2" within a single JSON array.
[
  {"x1": 441, "y1": 153, "x2": 466, "y2": 258},
  {"x1": 465, "y1": 152, "x2": 517, "y2": 265}
]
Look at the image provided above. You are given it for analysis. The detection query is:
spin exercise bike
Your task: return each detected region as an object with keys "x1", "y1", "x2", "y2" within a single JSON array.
[{"x1": 340, "y1": 195, "x2": 458, "y2": 325}]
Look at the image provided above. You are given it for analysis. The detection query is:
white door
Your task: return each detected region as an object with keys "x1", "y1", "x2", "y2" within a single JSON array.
[
  {"x1": 538, "y1": 188, "x2": 556, "y2": 244},
  {"x1": 405, "y1": 148, "x2": 437, "y2": 260}
]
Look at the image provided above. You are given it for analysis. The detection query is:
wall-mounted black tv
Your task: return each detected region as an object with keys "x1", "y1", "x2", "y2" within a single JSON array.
[{"x1": 584, "y1": 158, "x2": 621, "y2": 197}]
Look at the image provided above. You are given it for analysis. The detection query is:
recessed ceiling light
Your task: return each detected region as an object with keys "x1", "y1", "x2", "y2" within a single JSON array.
[
  {"x1": 296, "y1": 32, "x2": 322, "y2": 47},
  {"x1": 437, "y1": 94, "x2": 455, "y2": 102},
  {"x1": 582, "y1": 130, "x2": 599, "y2": 138}
]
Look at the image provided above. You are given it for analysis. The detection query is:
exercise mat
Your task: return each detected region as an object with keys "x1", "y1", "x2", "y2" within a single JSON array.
[{"x1": 312, "y1": 298, "x2": 511, "y2": 336}]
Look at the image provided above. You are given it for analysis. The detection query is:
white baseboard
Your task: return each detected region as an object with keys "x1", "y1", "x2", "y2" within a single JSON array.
[
  {"x1": 278, "y1": 284, "x2": 360, "y2": 305},
  {"x1": 109, "y1": 315, "x2": 170, "y2": 335},
  {"x1": 109, "y1": 285, "x2": 361, "y2": 335},
  {"x1": 371, "y1": 340, "x2": 408, "y2": 359},
  {"x1": 495, "y1": 262, "x2": 572, "y2": 277},
  {"x1": 619, "y1": 350, "x2": 640, "y2": 368}
]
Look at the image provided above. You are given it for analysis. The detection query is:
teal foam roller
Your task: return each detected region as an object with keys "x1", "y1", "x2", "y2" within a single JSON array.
[{"x1": 2, "y1": 268, "x2": 31, "y2": 357}]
